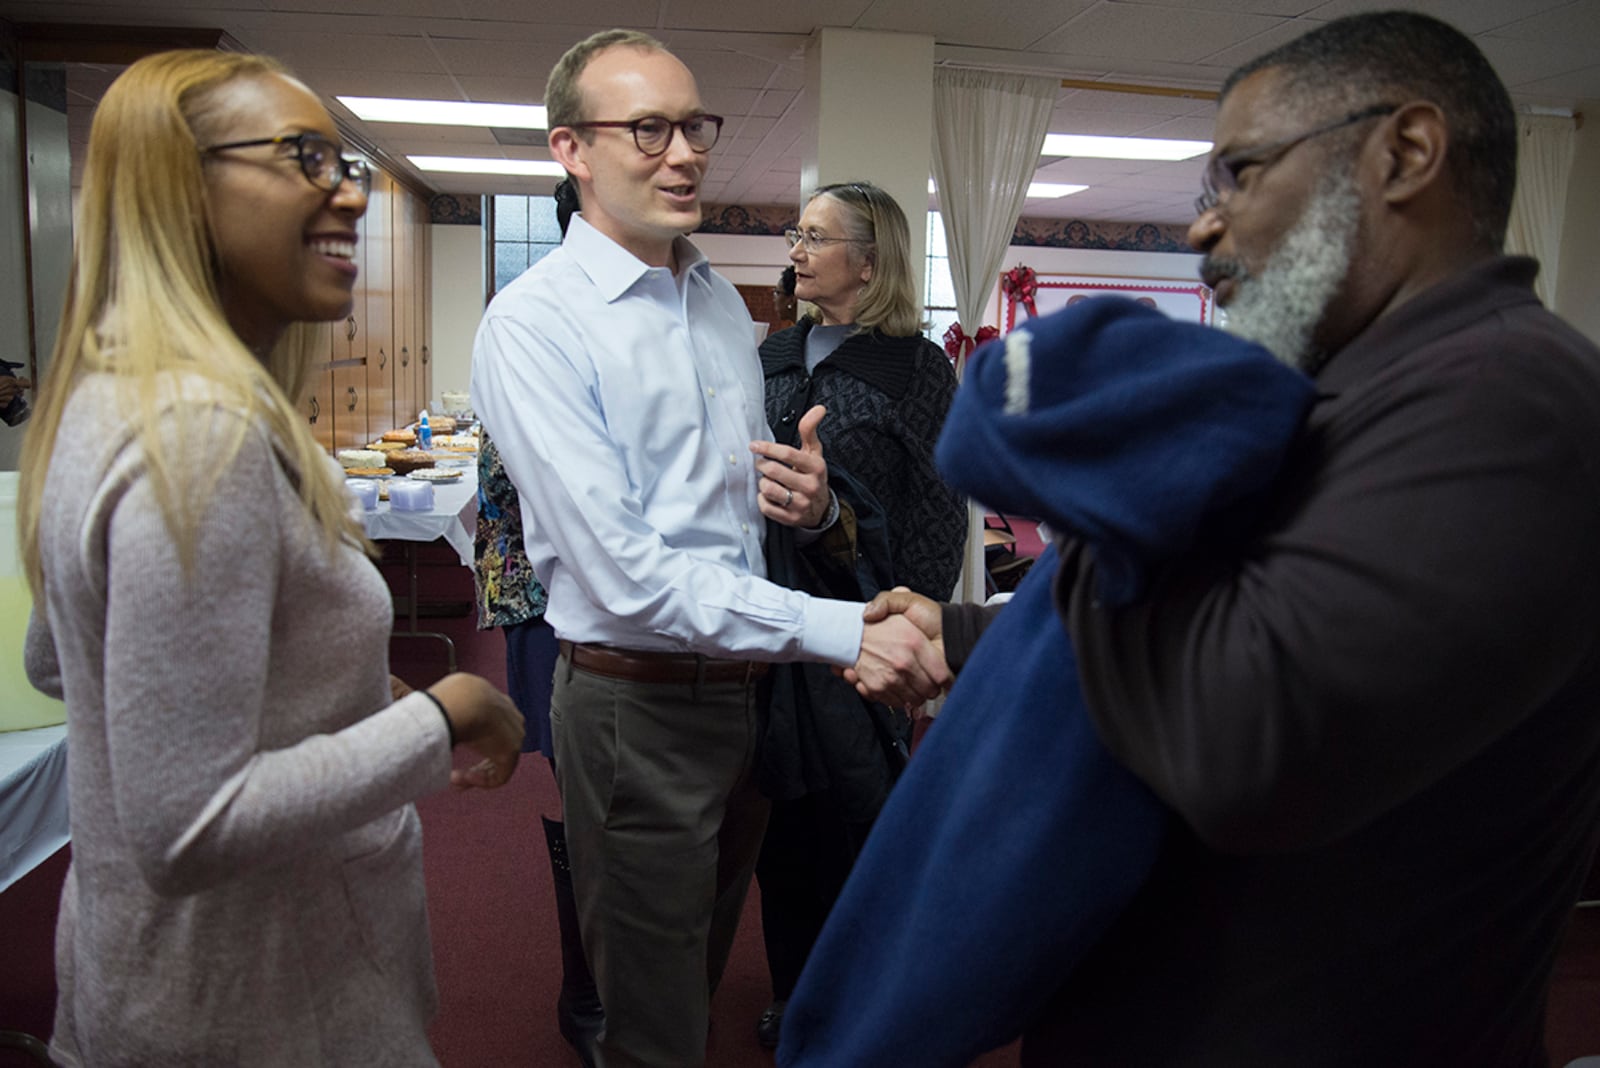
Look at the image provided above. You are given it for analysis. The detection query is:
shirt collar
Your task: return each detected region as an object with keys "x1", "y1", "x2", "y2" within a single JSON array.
[
  {"x1": 564, "y1": 214, "x2": 711, "y2": 303},
  {"x1": 1316, "y1": 256, "x2": 1540, "y2": 394}
]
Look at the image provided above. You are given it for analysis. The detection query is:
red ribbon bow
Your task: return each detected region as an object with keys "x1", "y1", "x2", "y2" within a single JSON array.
[
  {"x1": 1002, "y1": 265, "x2": 1039, "y2": 318},
  {"x1": 943, "y1": 322, "x2": 1000, "y2": 360}
]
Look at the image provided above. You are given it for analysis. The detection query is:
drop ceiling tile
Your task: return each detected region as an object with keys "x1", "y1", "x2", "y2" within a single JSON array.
[
  {"x1": 702, "y1": 87, "x2": 763, "y2": 115},
  {"x1": 658, "y1": 0, "x2": 873, "y2": 35},
  {"x1": 450, "y1": 77, "x2": 552, "y2": 105},
  {"x1": 668, "y1": 47, "x2": 786, "y2": 89},
  {"x1": 1511, "y1": 66, "x2": 1600, "y2": 102},
  {"x1": 231, "y1": 30, "x2": 444, "y2": 72},
  {"x1": 1029, "y1": 4, "x2": 1285, "y2": 64},
  {"x1": 751, "y1": 89, "x2": 800, "y2": 118},
  {"x1": 1474, "y1": 34, "x2": 1600, "y2": 94},
  {"x1": 1303, "y1": 0, "x2": 1569, "y2": 35},
  {"x1": 315, "y1": 71, "x2": 462, "y2": 99},
  {"x1": 423, "y1": 37, "x2": 573, "y2": 78},
  {"x1": 855, "y1": 0, "x2": 1094, "y2": 51}
]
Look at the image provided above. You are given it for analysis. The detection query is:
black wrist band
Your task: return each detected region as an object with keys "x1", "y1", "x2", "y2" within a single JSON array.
[{"x1": 420, "y1": 689, "x2": 456, "y2": 747}]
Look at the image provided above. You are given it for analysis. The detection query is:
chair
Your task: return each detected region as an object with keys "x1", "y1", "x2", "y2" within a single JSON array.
[{"x1": 983, "y1": 513, "x2": 1034, "y2": 595}]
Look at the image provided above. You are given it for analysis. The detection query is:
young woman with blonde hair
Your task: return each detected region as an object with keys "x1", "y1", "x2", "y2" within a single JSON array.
[{"x1": 19, "y1": 49, "x2": 522, "y2": 1064}]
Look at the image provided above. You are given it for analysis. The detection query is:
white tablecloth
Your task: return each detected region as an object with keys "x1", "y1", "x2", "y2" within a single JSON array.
[
  {"x1": 358, "y1": 466, "x2": 479, "y2": 564},
  {"x1": 0, "y1": 724, "x2": 68, "y2": 893}
]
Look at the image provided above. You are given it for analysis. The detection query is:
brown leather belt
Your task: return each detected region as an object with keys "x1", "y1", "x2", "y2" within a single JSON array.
[{"x1": 559, "y1": 640, "x2": 770, "y2": 685}]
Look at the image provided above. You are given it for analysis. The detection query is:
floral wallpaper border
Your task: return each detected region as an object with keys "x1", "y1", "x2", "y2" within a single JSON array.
[
  {"x1": 1010, "y1": 217, "x2": 1190, "y2": 253},
  {"x1": 700, "y1": 203, "x2": 1189, "y2": 252},
  {"x1": 434, "y1": 194, "x2": 1189, "y2": 253},
  {"x1": 430, "y1": 193, "x2": 483, "y2": 226},
  {"x1": 698, "y1": 204, "x2": 797, "y2": 235}
]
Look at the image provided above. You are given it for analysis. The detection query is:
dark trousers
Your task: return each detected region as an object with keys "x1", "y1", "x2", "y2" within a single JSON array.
[
  {"x1": 756, "y1": 792, "x2": 875, "y2": 999},
  {"x1": 551, "y1": 657, "x2": 769, "y2": 1068},
  {"x1": 503, "y1": 616, "x2": 559, "y2": 757}
]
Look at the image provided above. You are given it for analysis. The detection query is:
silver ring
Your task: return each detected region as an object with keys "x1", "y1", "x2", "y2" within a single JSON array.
[{"x1": 784, "y1": 488, "x2": 794, "y2": 507}]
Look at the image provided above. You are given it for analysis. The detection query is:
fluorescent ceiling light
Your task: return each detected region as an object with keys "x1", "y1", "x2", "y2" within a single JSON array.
[
  {"x1": 340, "y1": 96, "x2": 547, "y2": 128},
  {"x1": 1025, "y1": 182, "x2": 1088, "y2": 199},
  {"x1": 928, "y1": 179, "x2": 1087, "y2": 199},
  {"x1": 409, "y1": 156, "x2": 567, "y2": 177},
  {"x1": 1041, "y1": 134, "x2": 1209, "y2": 160}
]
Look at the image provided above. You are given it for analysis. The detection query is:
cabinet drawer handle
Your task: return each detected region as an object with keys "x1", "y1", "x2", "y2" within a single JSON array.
[
  {"x1": 401, "y1": 346, "x2": 410, "y2": 368},
  {"x1": 346, "y1": 315, "x2": 357, "y2": 341},
  {"x1": 378, "y1": 348, "x2": 387, "y2": 370},
  {"x1": 421, "y1": 345, "x2": 430, "y2": 365},
  {"x1": 345, "y1": 386, "x2": 358, "y2": 412},
  {"x1": 308, "y1": 395, "x2": 320, "y2": 423}
]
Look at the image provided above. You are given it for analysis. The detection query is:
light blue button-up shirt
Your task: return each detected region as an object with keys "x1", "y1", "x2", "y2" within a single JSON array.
[{"x1": 470, "y1": 216, "x2": 864, "y2": 666}]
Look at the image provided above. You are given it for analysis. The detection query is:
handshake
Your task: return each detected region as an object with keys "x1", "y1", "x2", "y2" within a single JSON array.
[{"x1": 845, "y1": 588, "x2": 951, "y2": 708}]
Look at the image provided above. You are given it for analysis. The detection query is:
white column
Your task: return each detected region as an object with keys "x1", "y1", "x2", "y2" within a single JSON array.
[{"x1": 800, "y1": 28, "x2": 935, "y2": 297}]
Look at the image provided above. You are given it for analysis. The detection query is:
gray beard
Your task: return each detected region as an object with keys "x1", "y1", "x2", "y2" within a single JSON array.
[{"x1": 1218, "y1": 170, "x2": 1362, "y2": 374}]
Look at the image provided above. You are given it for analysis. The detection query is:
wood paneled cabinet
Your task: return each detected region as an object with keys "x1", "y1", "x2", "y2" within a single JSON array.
[{"x1": 303, "y1": 167, "x2": 432, "y2": 449}]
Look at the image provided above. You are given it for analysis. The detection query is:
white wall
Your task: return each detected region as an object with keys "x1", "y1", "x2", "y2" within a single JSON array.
[
  {"x1": 977, "y1": 247, "x2": 1205, "y2": 326},
  {"x1": 695, "y1": 233, "x2": 793, "y2": 288},
  {"x1": 429, "y1": 224, "x2": 484, "y2": 407}
]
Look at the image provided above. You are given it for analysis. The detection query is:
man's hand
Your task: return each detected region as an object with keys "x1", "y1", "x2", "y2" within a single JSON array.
[
  {"x1": 844, "y1": 587, "x2": 948, "y2": 705},
  {"x1": 850, "y1": 611, "x2": 951, "y2": 707},
  {"x1": 860, "y1": 586, "x2": 943, "y2": 637},
  {"x1": 751, "y1": 404, "x2": 831, "y2": 528}
]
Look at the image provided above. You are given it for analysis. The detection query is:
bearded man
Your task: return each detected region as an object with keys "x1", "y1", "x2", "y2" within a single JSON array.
[{"x1": 828, "y1": 10, "x2": 1600, "y2": 1066}]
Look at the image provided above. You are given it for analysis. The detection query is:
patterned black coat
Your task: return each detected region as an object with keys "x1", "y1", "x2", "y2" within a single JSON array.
[
  {"x1": 758, "y1": 320, "x2": 966, "y2": 809},
  {"x1": 760, "y1": 320, "x2": 965, "y2": 600}
]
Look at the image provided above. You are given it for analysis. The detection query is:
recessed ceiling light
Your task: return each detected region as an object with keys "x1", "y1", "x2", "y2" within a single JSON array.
[
  {"x1": 408, "y1": 156, "x2": 567, "y2": 176},
  {"x1": 1040, "y1": 134, "x2": 1210, "y2": 160},
  {"x1": 927, "y1": 179, "x2": 1088, "y2": 198},
  {"x1": 340, "y1": 96, "x2": 547, "y2": 128}
]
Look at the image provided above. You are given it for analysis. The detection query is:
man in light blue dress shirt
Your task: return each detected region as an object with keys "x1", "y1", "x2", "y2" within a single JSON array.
[{"x1": 470, "y1": 29, "x2": 948, "y2": 1068}]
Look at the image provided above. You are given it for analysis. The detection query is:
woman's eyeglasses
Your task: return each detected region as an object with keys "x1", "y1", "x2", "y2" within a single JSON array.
[
  {"x1": 784, "y1": 229, "x2": 872, "y2": 254},
  {"x1": 567, "y1": 114, "x2": 724, "y2": 157},
  {"x1": 202, "y1": 132, "x2": 373, "y2": 196}
]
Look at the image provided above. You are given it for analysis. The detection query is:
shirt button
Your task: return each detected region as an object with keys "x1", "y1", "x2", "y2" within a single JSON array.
[
  {"x1": 728, "y1": 453, "x2": 737, "y2": 464},
  {"x1": 708, "y1": 387, "x2": 717, "y2": 397},
  {"x1": 741, "y1": 523, "x2": 750, "y2": 533}
]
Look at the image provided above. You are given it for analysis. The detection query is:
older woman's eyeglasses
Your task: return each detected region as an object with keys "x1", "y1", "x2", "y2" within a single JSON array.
[
  {"x1": 1193, "y1": 103, "x2": 1395, "y2": 216},
  {"x1": 202, "y1": 132, "x2": 373, "y2": 196},
  {"x1": 784, "y1": 229, "x2": 872, "y2": 254},
  {"x1": 567, "y1": 114, "x2": 724, "y2": 157}
]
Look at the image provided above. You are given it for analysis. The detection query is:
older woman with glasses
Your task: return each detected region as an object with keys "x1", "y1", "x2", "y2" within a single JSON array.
[
  {"x1": 18, "y1": 49, "x2": 523, "y2": 1065},
  {"x1": 754, "y1": 179, "x2": 966, "y2": 1048}
]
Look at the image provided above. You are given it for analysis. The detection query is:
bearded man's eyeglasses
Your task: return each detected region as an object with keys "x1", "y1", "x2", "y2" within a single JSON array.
[
  {"x1": 568, "y1": 114, "x2": 724, "y2": 156},
  {"x1": 1194, "y1": 103, "x2": 1396, "y2": 216},
  {"x1": 202, "y1": 131, "x2": 373, "y2": 196}
]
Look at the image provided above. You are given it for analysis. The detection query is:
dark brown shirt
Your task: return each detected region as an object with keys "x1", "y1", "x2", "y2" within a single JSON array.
[{"x1": 1029, "y1": 257, "x2": 1600, "y2": 1066}]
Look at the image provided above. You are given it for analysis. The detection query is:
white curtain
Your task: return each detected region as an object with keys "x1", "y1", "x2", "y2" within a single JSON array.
[
  {"x1": 1506, "y1": 114, "x2": 1577, "y2": 307},
  {"x1": 930, "y1": 67, "x2": 1057, "y2": 603}
]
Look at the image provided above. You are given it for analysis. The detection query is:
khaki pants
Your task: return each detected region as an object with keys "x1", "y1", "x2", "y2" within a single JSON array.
[{"x1": 551, "y1": 657, "x2": 769, "y2": 1068}]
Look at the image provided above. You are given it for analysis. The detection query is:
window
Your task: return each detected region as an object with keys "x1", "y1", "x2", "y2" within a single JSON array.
[
  {"x1": 923, "y1": 210, "x2": 959, "y2": 345},
  {"x1": 489, "y1": 194, "x2": 563, "y2": 296}
]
